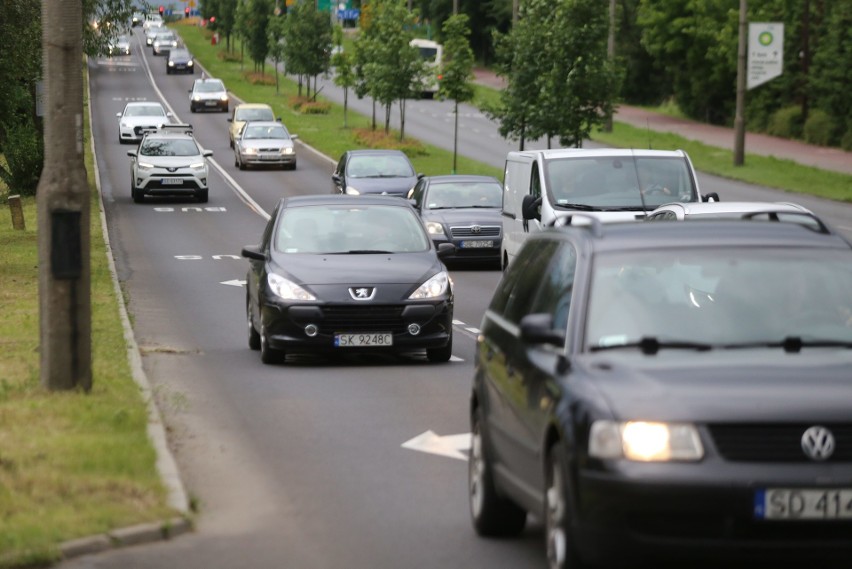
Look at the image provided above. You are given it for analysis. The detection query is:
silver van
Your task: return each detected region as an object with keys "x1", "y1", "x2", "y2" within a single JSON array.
[{"x1": 501, "y1": 148, "x2": 712, "y2": 269}]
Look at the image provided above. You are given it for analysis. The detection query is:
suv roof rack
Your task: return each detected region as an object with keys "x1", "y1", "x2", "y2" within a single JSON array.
[
  {"x1": 740, "y1": 210, "x2": 831, "y2": 234},
  {"x1": 156, "y1": 123, "x2": 194, "y2": 135}
]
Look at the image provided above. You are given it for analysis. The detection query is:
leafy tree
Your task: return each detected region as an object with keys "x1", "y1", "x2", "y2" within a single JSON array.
[
  {"x1": 437, "y1": 13, "x2": 475, "y2": 172},
  {"x1": 808, "y1": 0, "x2": 852, "y2": 145},
  {"x1": 283, "y1": 1, "x2": 332, "y2": 98},
  {"x1": 245, "y1": 0, "x2": 273, "y2": 73},
  {"x1": 268, "y1": 13, "x2": 287, "y2": 93},
  {"x1": 331, "y1": 25, "x2": 357, "y2": 128},
  {"x1": 210, "y1": 0, "x2": 239, "y2": 51}
]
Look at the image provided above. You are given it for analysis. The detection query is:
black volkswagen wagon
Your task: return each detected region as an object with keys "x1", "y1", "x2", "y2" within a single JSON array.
[{"x1": 469, "y1": 216, "x2": 852, "y2": 568}]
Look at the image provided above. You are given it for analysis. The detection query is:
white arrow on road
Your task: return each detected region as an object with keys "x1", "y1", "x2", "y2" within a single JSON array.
[
  {"x1": 402, "y1": 431, "x2": 471, "y2": 461},
  {"x1": 220, "y1": 279, "x2": 247, "y2": 287}
]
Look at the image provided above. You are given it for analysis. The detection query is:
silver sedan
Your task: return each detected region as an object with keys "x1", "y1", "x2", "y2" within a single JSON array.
[{"x1": 233, "y1": 121, "x2": 298, "y2": 170}]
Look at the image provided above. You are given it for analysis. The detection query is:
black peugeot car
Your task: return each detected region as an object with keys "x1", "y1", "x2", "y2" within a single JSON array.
[
  {"x1": 331, "y1": 149, "x2": 421, "y2": 197},
  {"x1": 470, "y1": 216, "x2": 852, "y2": 567},
  {"x1": 242, "y1": 195, "x2": 455, "y2": 364},
  {"x1": 408, "y1": 174, "x2": 503, "y2": 267},
  {"x1": 166, "y1": 48, "x2": 195, "y2": 74}
]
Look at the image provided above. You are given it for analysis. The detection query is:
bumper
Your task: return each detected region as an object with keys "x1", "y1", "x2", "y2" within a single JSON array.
[
  {"x1": 573, "y1": 460, "x2": 852, "y2": 565},
  {"x1": 136, "y1": 173, "x2": 208, "y2": 193},
  {"x1": 260, "y1": 298, "x2": 453, "y2": 354},
  {"x1": 168, "y1": 64, "x2": 194, "y2": 73},
  {"x1": 191, "y1": 99, "x2": 228, "y2": 111},
  {"x1": 240, "y1": 153, "x2": 296, "y2": 167}
]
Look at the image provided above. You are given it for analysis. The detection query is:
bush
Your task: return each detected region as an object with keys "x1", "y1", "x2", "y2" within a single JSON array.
[
  {"x1": 287, "y1": 96, "x2": 331, "y2": 115},
  {"x1": 0, "y1": 123, "x2": 43, "y2": 196},
  {"x1": 766, "y1": 106, "x2": 803, "y2": 139},
  {"x1": 802, "y1": 109, "x2": 835, "y2": 146},
  {"x1": 217, "y1": 50, "x2": 242, "y2": 63},
  {"x1": 243, "y1": 72, "x2": 276, "y2": 86},
  {"x1": 352, "y1": 128, "x2": 427, "y2": 158}
]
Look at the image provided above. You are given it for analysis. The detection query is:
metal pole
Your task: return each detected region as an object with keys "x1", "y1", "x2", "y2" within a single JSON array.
[
  {"x1": 37, "y1": 0, "x2": 92, "y2": 391},
  {"x1": 733, "y1": 0, "x2": 747, "y2": 166},
  {"x1": 603, "y1": 0, "x2": 616, "y2": 132}
]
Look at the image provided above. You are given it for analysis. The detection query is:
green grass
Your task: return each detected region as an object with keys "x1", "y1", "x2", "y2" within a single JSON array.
[{"x1": 0, "y1": 67, "x2": 176, "y2": 567}]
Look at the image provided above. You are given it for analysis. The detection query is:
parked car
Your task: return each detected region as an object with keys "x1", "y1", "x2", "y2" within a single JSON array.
[
  {"x1": 233, "y1": 121, "x2": 298, "y2": 170},
  {"x1": 189, "y1": 77, "x2": 229, "y2": 113},
  {"x1": 107, "y1": 35, "x2": 131, "y2": 56},
  {"x1": 166, "y1": 48, "x2": 195, "y2": 74},
  {"x1": 501, "y1": 148, "x2": 717, "y2": 270},
  {"x1": 470, "y1": 216, "x2": 852, "y2": 568},
  {"x1": 332, "y1": 149, "x2": 421, "y2": 197},
  {"x1": 241, "y1": 195, "x2": 456, "y2": 365},
  {"x1": 116, "y1": 101, "x2": 171, "y2": 144},
  {"x1": 407, "y1": 175, "x2": 503, "y2": 267},
  {"x1": 151, "y1": 30, "x2": 178, "y2": 56},
  {"x1": 126, "y1": 124, "x2": 212, "y2": 203},
  {"x1": 227, "y1": 103, "x2": 276, "y2": 148}
]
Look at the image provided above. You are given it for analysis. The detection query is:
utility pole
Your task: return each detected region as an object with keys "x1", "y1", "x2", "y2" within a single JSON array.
[
  {"x1": 733, "y1": 0, "x2": 747, "y2": 166},
  {"x1": 37, "y1": 0, "x2": 92, "y2": 391},
  {"x1": 603, "y1": 0, "x2": 616, "y2": 132},
  {"x1": 513, "y1": 0, "x2": 519, "y2": 25}
]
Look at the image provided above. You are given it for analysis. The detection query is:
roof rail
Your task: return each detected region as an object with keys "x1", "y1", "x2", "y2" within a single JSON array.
[
  {"x1": 740, "y1": 210, "x2": 831, "y2": 234},
  {"x1": 549, "y1": 213, "x2": 604, "y2": 237}
]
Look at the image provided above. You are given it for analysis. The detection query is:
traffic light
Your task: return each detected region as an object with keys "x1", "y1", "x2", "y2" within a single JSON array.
[
  {"x1": 158, "y1": 5, "x2": 164, "y2": 17},
  {"x1": 185, "y1": 6, "x2": 190, "y2": 18}
]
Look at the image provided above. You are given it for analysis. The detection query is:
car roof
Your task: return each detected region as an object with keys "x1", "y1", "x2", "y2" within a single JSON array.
[
  {"x1": 653, "y1": 201, "x2": 810, "y2": 216},
  {"x1": 235, "y1": 103, "x2": 273, "y2": 110},
  {"x1": 540, "y1": 219, "x2": 852, "y2": 254},
  {"x1": 422, "y1": 174, "x2": 500, "y2": 184},
  {"x1": 124, "y1": 101, "x2": 164, "y2": 109},
  {"x1": 513, "y1": 148, "x2": 688, "y2": 160},
  {"x1": 346, "y1": 149, "x2": 409, "y2": 157},
  {"x1": 279, "y1": 195, "x2": 415, "y2": 209},
  {"x1": 194, "y1": 78, "x2": 224, "y2": 85},
  {"x1": 242, "y1": 121, "x2": 285, "y2": 129}
]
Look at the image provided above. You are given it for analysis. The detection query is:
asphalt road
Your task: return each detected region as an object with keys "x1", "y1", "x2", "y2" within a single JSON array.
[{"x1": 62, "y1": 29, "x2": 852, "y2": 569}]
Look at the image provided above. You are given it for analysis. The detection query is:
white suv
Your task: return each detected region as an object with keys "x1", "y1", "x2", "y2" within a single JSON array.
[
  {"x1": 127, "y1": 125, "x2": 213, "y2": 203},
  {"x1": 189, "y1": 78, "x2": 229, "y2": 113}
]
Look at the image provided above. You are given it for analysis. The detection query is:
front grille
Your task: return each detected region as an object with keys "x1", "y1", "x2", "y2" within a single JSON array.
[
  {"x1": 709, "y1": 423, "x2": 852, "y2": 462},
  {"x1": 450, "y1": 225, "x2": 500, "y2": 238},
  {"x1": 134, "y1": 125, "x2": 158, "y2": 135},
  {"x1": 258, "y1": 148, "x2": 279, "y2": 153},
  {"x1": 319, "y1": 305, "x2": 406, "y2": 333}
]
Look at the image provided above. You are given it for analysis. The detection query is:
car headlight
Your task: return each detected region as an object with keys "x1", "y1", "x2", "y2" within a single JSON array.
[
  {"x1": 137, "y1": 161, "x2": 155, "y2": 170},
  {"x1": 243, "y1": 147, "x2": 257, "y2": 154},
  {"x1": 189, "y1": 162, "x2": 206, "y2": 170},
  {"x1": 409, "y1": 271, "x2": 449, "y2": 300},
  {"x1": 281, "y1": 147, "x2": 294, "y2": 155},
  {"x1": 220, "y1": 94, "x2": 229, "y2": 102},
  {"x1": 344, "y1": 186, "x2": 360, "y2": 195},
  {"x1": 268, "y1": 273, "x2": 315, "y2": 301},
  {"x1": 193, "y1": 95, "x2": 201, "y2": 101},
  {"x1": 171, "y1": 41, "x2": 177, "y2": 46},
  {"x1": 120, "y1": 121, "x2": 129, "y2": 128},
  {"x1": 589, "y1": 420, "x2": 704, "y2": 462},
  {"x1": 425, "y1": 221, "x2": 445, "y2": 236},
  {"x1": 168, "y1": 61, "x2": 174, "y2": 66},
  {"x1": 187, "y1": 61, "x2": 193, "y2": 66}
]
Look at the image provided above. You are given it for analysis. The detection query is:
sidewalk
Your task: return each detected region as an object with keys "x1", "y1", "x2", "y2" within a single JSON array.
[{"x1": 472, "y1": 68, "x2": 852, "y2": 176}]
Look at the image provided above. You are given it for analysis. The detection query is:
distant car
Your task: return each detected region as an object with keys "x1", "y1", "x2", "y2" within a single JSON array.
[
  {"x1": 647, "y1": 200, "x2": 814, "y2": 222},
  {"x1": 331, "y1": 149, "x2": 421, "y2": 197},
  {"x1": 470, "y1": 217, "x2": 852, "y2": 568},
  {"x1": 241, "y1": 195, "x2": 455, "y2": 364},
  {"x1": 130, "y1": 12, "x2": 144, "y2": 27},
  {"x1": 144, "y1": 22, "x2": 162, "y2": 46},
  {"x1": 189, "y1": 77, "x2": 229, "y2": 113},
  {"x1": 227, "y1": 103, "x2": 276, "y2": 148},
  {"x1": 108, "y1": 35, "x2": 131, "y2": 56},
  {"x1": 126, "y1": 124, "x2": 212, "y2": 203},
  {"x1": 116, "y1": 101, "x2": 171, "y2": 144},
  {"x1": 152, "y1": 30, "x2": 178, "y2": 56},
  {"x1": 143, "y1": 13, "x2": 163, "y2": 31},
  {"x1": 166, "y1": 48, "x2": 195, "y2": 74},
  {"x1": 408, "y1": 175, "x2": 503, "y2": 267},
  {"x1": 234, "y1": 121, "x2": 298, "y2": 171}
]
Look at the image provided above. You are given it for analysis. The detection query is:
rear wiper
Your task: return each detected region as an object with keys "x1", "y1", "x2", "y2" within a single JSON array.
[
  {"x1": 591, "y1": 337, "x2": 713, "y2": 355},
  {"x1": 553, "y1": 203, "x2": 600, "y2": 211},
  {"x1": 720, "y1": 337, "x2": 852, "y2": 353}
]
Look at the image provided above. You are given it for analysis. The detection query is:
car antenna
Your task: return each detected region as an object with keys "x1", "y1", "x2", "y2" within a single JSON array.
[
  {"x1": 630, "y1": 149, "x2": 649, "y2": 216},
  {"x1": 646, "y1": 118, "x2": 653, "y2": 149}
]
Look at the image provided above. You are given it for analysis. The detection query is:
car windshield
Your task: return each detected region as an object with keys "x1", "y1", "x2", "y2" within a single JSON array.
[
  {"x1": 242, "y1": 125, "x2": 289, "y2": 140},
  {"x1": 170, "y1": 50, "x2": 189, "y2": 59},
  {"x1": 235, "y1": 108, "x2": 274, "y2": 122},
  {"x1": 346, "y1": 154, "x2": 414, "y2": 178},
  {"x1": 275, "y1": 205, "x2": 430, "y2": 254},
  {"x1": 139, "y1": 139, "x2": 200, "y2": 157},
  {"x1": 155, "y1": 33, "x2": 175, "y2": 40},
  {"x1": 426, "y1": 181, "x2": 502, "y2": 209},
  {"x1": 544, "y1": 156, "x2": 698, "y2": 210},
  {"x1": 585, "y1": 247, "x2": 852, "y2": 350},
  {"x1": 195, "y1": 81, "x2": 225, "y2": 92},
  {"x1": 126, "y1": 105, "x2": 165, "y2": 117}
]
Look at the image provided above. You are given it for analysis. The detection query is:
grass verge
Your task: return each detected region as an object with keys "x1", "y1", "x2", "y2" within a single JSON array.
[{"x1": 0, "y1": 65, "x2": 176, "y2": 568}]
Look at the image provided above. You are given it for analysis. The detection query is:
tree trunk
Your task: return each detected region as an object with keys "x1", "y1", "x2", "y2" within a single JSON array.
[
  {"x1": 399, "y1": 98, "x2": 406, "y2": 140},
  {"x1": 343, "y1": 88, "x2": 348, "y2": 128},
  {"x1": 372, "y1": 99, "x2": 377, "y2": 130},
  {"x1": 385, "y1": 102, "x2": 392, "y2": 134}
]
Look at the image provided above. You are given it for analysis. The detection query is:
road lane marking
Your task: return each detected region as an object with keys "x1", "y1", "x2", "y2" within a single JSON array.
[{"x1": 402, "y1": 431, "x2": 471, "y2": 461}]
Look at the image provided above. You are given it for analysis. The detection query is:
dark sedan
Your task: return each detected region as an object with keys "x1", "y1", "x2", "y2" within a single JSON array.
[
  {"x1": 408, "y1": 175, "x2": 503, "y2": 267},
  {"x1": 331, "y1": 149, "x2": 421, "y2": 197},
  {"x1": 242, "y1": 196, "x2": 455, "y2": 365},
  {"x1": 470, "y1": 217, "x2": 852, "y2": 568},
  {"x1": 166, "y1": 48, "x2": 195, "y2": 74}
]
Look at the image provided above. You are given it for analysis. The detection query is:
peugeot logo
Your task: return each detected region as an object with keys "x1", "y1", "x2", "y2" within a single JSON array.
[
  {"x1": 349, "y1": 287, "x2": 376, "y2": 301},
  {"x1": 801, "y1": 426, "x2": 835, "y2": 461},
  {"x1": 470, "y1": 225, "x2": 482, "y2": 234}
]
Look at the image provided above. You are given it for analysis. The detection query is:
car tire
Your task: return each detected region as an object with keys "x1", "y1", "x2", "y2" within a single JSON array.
[
  {"x1": 427, "y1": 330, "x2": 453, "y2": 363},
  {"x1": 469, "y1": 407, "x2": 527, "y2": 537},
  {"x1": 222, "y1": 105, "x2": 229, "y2": 113},
  {"x1": 238, "y1": 158, "x2": 246, "y2": 171},
  {"x1": 289, "y1": 162, "x2": 297, "y2": 171},
  {"x1": 131, "y1": 186, "x2": 143, "y2": 204},
  {"x1": 196, "y1": 189, "x2": 208, "y2": 203},
  {"x1": 260, "y1": 324, "x2": 285, "y2": 365},
  {"x1": 190, "y1": 105, "x2": 196, "y2": 113},
  {"x1": 247, "y1": 296, "x2": 260, "y2": 351},
  {"x1": 545, "y1": 444, "x2": 581, "y2": 569},
  {"x1": 229, "y1": 139, "x2": 234, "y2": 149}
]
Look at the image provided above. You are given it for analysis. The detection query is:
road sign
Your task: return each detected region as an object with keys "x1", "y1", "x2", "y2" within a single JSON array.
[{"x1": 747, "y1": 22, "x2": 784, "y2": 90}]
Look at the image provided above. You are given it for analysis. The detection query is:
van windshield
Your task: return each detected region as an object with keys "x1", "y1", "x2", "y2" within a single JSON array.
[
  {"x1": 543, "y1": 156, "x2": 698, "y2": 210},
  {"x1": 418, "y1": 47, "x2": 439, "y2": 62}
]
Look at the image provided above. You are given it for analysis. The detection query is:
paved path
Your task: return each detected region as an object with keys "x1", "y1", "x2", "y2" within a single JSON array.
[{"x1": 473, "y1": 68, "x2": 852, "y2": 176}]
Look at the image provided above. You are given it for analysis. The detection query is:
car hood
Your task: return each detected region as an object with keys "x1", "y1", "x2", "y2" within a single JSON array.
[
  {"x1": 121, "y1": 116, "x2": 168, "y2": 127},
  {"x1": 240, "y1": 139, "x2": 294, "y2": 151},
  {"x1": 193, "y1": 90, "x2": 227, "y2": 100},
  {"x1": 270, "y1": 251, "x2": 442, "y2": 288},
  {"x1": 346, "y1": 176, "x2": 418, "y2": 196},
  {"x1": 574, "y1": 350, "x2": 852, "y2": 422},
  {"x1": 138, "y1": 155, "x2": 203, "y2": 168},
  {"x1": 421, "y1": 208, "x2": 502, "y2": 226}
]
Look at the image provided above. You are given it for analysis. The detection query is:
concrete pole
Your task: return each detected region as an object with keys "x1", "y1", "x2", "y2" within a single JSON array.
[
  {"x1": 453, "y1": 0, "x2": 459, "y2": 15},
  {"x1": 733, "y1": 0, "x2": 747, "y2": 166},
  {"x1": 37, "y1": 0, "x2": 92, "y2": 391}
]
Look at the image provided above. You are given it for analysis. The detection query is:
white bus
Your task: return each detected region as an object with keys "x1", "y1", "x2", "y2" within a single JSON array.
[{"x1": 410, "y1": 38, "x2": 442, "y2": 98}]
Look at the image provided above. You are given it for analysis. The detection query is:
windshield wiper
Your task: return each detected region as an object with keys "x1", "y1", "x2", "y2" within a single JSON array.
[
  {"x1": 591, "y1": 337, "x2": 714, "y2": 355},
  {"x1": 553, "y1": 203, "x2": 600, "y2": 211},
  {"x1": 334, "y1": 250, "x2": 395, "y2": 254},
  {"x1": 720, "y1": 337, "x2": 852, "y2": 353},
  {"x1": 599, "y1": 206, "x2": 647, "y2": 212}
]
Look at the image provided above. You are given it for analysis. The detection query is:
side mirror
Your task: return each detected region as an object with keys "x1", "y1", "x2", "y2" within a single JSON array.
[
  {"x1": 519, "y1": 313, "x2": 565, "y2": 346},
  {"x1": 408, "y1": 199, "x2": 419, "y2": 209},
  {"x1": 436, "y1": 243, "x2": 455, "y2": 259},
  {"x1": 126, "y1": 150, "x2": 137, "y2": 157},
  {"x1": 203, "y1": 150, "x2": 213, "y2": 157},
  {"x1": 226, "y1": 118, "x2": 232, "y2": 122},
  {"x1": 187, "y1": 88, "x2": 193, "y2": 93},
  {"x1": 417, "y1": 173, "x2": 425, "y2": 180},
  {"x1": 290, "y1": 134, "x2": 299, "y2": 140},
  {"x1": 116, "y1": 112, "x2": 122, "y2": 118},
  {"x1": 166, "y1": 112, "x2": 173, "y2": 117},
  {"x1": 702, "y1": 192, "x2": 720, "y2": 203},
  {"x1": 522, "y1": 194, "x2": 542, "y2": 221},
  {"x1": 241, "y1": 245, "x2": 265, "y2": 261},
  {"x1": 331, "y1": 173, "x2": 341, "y2": 184},
  {"x1": 276, "y1": 117, "x2": 282, "y2": 122}
]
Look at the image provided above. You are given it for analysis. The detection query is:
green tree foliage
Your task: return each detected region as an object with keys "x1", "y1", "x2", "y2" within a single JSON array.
[
  {"x1": 331, "y1": 25, "x2": 357, "y2": 128},
  {"x1": 268, "y1": 14, "x2": 287, "y2": 93},
  {"x1": 437, "y1": 13, "x2": 475, "y2": 171},
  {"x1": 245, "y1": 0, "x2": 273, "y2": 72},
  {"x1": 809, "y1": 0, "x2": 852, "y2": 146},
  {"x1": 283, "y1": 1, "x2": 333, "y2": 99},
  {"x1": 206, "y1": 0, "x2": 239, "y2": 51}
]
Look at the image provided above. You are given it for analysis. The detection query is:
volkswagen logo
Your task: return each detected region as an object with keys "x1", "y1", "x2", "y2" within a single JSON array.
[
  {"x1": 801, "y1": 426, "x2": 835, "y2": 461},
  {"x1": 349, "y1": 287, "x2": 376, "y2": 301},
  {"x1": 471, "y1": 225, "x2": 482, "y2": 234}
]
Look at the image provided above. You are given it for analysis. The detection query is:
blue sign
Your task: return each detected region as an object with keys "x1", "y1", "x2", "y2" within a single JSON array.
[{"x1": 337, "y1": 9, "x2": 360, "y2": 20}]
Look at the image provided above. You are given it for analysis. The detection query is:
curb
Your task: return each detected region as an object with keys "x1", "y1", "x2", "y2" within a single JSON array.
[{"x1": 58, "y1": 518, "x2": 193, "y2": 560}]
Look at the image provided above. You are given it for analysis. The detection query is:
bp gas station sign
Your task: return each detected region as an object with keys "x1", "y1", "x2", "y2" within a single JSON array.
[{"x1": 747, "y1": 23, "x2": 784, "y2": 90}]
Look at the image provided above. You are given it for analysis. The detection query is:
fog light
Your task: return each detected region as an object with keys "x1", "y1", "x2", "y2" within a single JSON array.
[
  {"x1": 407, "y1": 323, "x2": 421, "y2": 336},
  {"x1": 304, "y1": 324, "x2": 319, "y2": 337}
]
